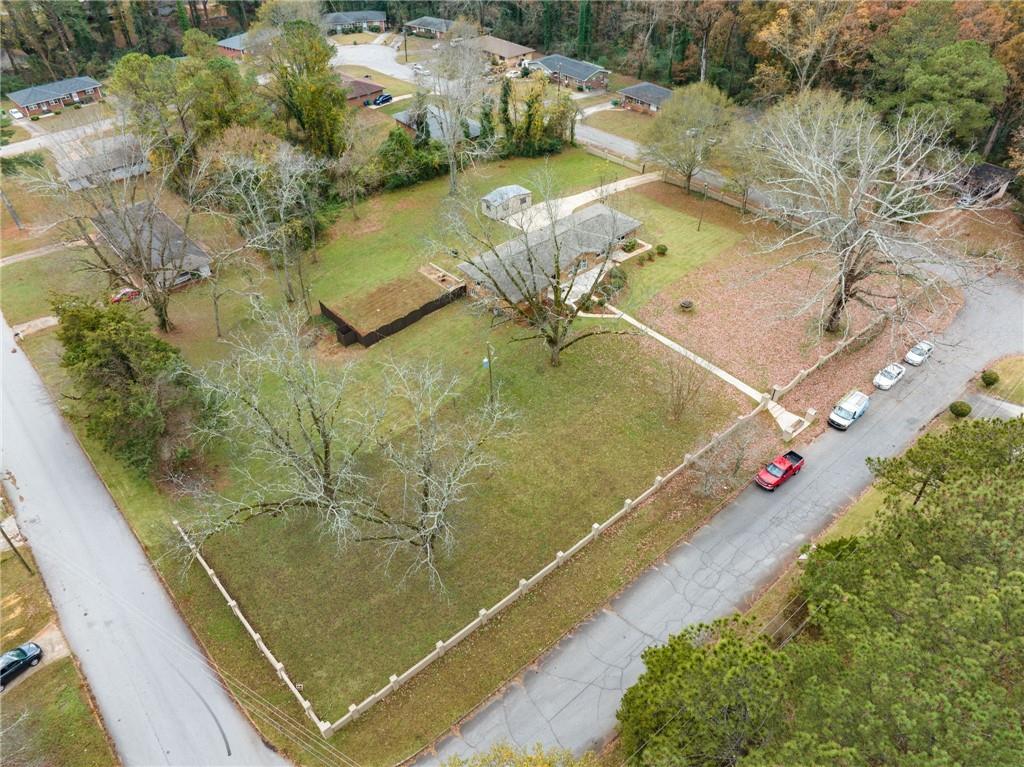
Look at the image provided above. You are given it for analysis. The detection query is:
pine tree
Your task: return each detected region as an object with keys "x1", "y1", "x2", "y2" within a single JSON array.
[
  {"x1": 499, "y1": 77, "x2": 514, "y2": 138},
  {"x1": 479, "y1": 97, "x2": 495, "y2": 142},
  {"x1": 176, "y1": 0, "x2": 191, "y2": 33},
  {"x1": 576, "y1": 0, "x2": 591, "y2": 59}
]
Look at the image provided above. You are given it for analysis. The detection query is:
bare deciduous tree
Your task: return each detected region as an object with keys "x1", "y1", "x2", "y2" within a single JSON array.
[
  {"x1": 423, "y1": 21, "x2": 497, "y2": 193},
  {"x1": 443, "y1": 172, "x2": 636, "y2": 367},
  {"x1": 210, "y1": 143, "x2": 328, "y2": 315},
  {"x1": 182, "y1": 306, "x2": 514, "y2": 587},
  {"x1": 666, "y1": 359, "x2": 711, "y2": 422},
  {"x1": 750, "y1": 90, "x2": 985, "y2": 334}
]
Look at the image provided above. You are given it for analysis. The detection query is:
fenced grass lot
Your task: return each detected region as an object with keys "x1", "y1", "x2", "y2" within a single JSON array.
[{"x1": 11, "y1": 149, "x2": 763, "y2": 764}]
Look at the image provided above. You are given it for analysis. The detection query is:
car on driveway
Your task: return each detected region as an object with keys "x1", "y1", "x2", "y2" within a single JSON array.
[
  {"x1": 828, "y1": 390, "x2": 870, "y2": 430},
  {"x1": 1, "y1": 642, "x2": 43, "y2": 691},
  {"x1": 873, "y1": 363, "x2": 906, "y2": 390},
  {"x1": 110, "y1": 286, "x2": 141, "y2": 303},
  {"x1": 8, "y1": 108, "x2": 24, "y2": 120},
  {"x1": 372, "y1": 93, "x2": 393, "y2": 106},
  {"x1": 904, "y1": 340, "x2": 934, "y2": 366}
]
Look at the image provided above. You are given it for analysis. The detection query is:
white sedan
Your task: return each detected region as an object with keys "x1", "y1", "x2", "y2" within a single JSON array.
[
  {"x1": 8, "y1": 108, "x2": 24, "y2": 119},
  {"x1": 904, "y1": 340, "x2": 935, "y2": 366},
  {"x1": 873, "y1": 363, "x2": 906, "y2": 390}
]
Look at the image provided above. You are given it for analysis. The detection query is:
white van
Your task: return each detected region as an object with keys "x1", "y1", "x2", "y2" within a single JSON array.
[{"x1": 828, "y1": 390, "x2": 870, "y2": 431}]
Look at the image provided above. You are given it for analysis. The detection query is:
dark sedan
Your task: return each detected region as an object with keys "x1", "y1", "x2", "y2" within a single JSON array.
[{"x1": 1, "y1": 642, "x2": 43, "y2": 691}]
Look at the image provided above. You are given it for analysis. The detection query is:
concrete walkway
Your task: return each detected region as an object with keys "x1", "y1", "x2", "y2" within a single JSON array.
[
  {"x1": 964, "y1": 391, "x2": 1024, "y2": 419},
  {"x1": 12, "y1": 316, "x2": 58, "y2": 338},
  {"x1": 508, "y1": 173, "x2": 662, "y2": 233},
  {"x1": 0, "y1": 240, "x2": 83, "y2": 267},
  {"x1": 417, "y1": 270, "x2": 1024, "y2": 765}
]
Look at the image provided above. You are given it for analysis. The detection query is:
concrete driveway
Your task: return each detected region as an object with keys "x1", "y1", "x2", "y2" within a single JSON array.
[
  {"x1": 1, "y1": 311, "x2": 288, "y2": 766},
  {"x1": 417, "y1": 270, "x2": 1024, "y2": 763}
]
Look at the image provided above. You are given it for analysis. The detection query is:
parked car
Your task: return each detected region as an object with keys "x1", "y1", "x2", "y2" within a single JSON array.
[
  {"x1": 873, "y1": 363, "x2": 906, "y2": 390},
  {"x1": 110, "y1": 286, "x2": 141, "y2": 303},
  {"x1": 904, "y1": 340, "x2": 935, "y2": 366},
  {"x1": 372, "y1": 93, "x2": 393, "y2": 106},
  {"x1": 8, "y1": 108, "x2": 24, "y2": 120},
  {"x1": 755, "y1": 450, "x2": 805, "y2": 491},
  {"x1": 1, "y1": 643, "x2": 43, "y2": 692},
  {"x1": 828, "y1": 390, "x2": 870, "y2": 430}
]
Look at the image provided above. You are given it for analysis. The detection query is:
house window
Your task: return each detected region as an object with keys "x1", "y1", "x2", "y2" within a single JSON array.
[{"x1": 519, "y1": 196, "x2": 528, "y2": 204}]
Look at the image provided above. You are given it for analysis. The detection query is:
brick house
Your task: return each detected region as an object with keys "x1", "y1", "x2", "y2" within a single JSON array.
[
  {"x1": 529, "y1": 54, "x2": 609, "y2": 91},
  {"x1": 322, "y1": 10, "x2": 387, "y2": 33},
  {"x1": 618, "y1": 82, "x2": 673, "y2": 113},
  {"x1": 7, "y1": 76, "x2": 103, "y2": 116},
  {"x1": 404, "y1": 16, "x2": 453, "y2": 38},
  {"x1": 341, "y1": 76, "x2": 384, "y2": 106},
  {"x1": 463, "y1": 35, "x2": 536, "y2": 69}
]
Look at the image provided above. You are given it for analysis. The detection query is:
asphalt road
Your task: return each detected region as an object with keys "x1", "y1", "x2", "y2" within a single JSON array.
[
  {"x1": 0, "y1": 117, "x2": 115, "y2": 159},
  {"x1": 0, "y1": 311, "x2": 288, "y2": 767},
  {"x1": 420, "y1": 271, "x2": 1024, "y2": 762}
]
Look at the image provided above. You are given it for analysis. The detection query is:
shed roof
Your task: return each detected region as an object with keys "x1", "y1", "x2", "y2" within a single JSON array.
[
  {"x1": 7, "y1": 76, "x2": 102, "y2": 108},
  {"x1": 459, "y1": 204, "x2": 641, "y2": 303},
  {"x1": 405, "y1": 16, "x2": 453, "y2": 33},
  {"x1": 393, "y1": 104, "x2": 481, "y2": 140},
  {"x1": 964, "y1": 162, "x2": 1016, "y2": 193},
  {"x1": 93, "y1": 203, "x2": 211, "y2": 289},
  {"x1": 619, "y1": 82, "x2": 673, "y2": 106},
  {"x1": 481, "y1": 185, "x2": 531, "y2": 205},
  {"x1": 533, "y1": 54, "x2": 608, "y2": 82},
  {"x1": 464, "y1": 35, "x2": 534, "y2": 59}
]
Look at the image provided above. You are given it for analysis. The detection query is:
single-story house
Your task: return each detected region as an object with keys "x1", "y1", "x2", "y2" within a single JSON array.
[
  {"x1": 61, "y1": 135, "x2": 151, "y2": 191},
  {"x1": 463, "y1": 35, "x2": 536, "y2": 68},
  {"x1": 958, "y1": 162, "x2": 1016, "y2": 202},
  {"x1": 618, "y1": 82, "x2": 673, "y2": 113},
  {"x1": 322, "y1": 10, "x2": 387, "y2": 33},
  {"x1": 529, "y1": 54, "x2": 609, "y2": 91},
  {"x1": 216, "y1": 28, "x2": 277, "y2": 58},
  {"x1": 459, "y1": 204, "x2": 641, "y2": 303},
  {"x1": 341, "y1": 76, "x2": 384, "y2": 106},
  {"x1": 404, "y1": 16, "x2": 453, "y2": 38},
  {"x1": 481, "y1": 185, "x2": 532, "y2": 220},
  {"x1": 7, "y1": 76, "x2": 103, "y2": 116},
  {"x1": 393, "y1": 104, "x2": 481, "y2": 141},
  {"x1": 93, "y1": 203, "x2": 212, "y2": 290}
]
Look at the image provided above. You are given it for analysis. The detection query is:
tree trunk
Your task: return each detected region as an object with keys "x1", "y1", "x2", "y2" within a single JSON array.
[
  {"x1": 982, "y1": 112, "x2": 1005, "y2": 159},
  {"x1": 699, "y1": 31, "x2": 709, "y2": 82},
  {"x1": 212, "y1": 289, "x2": 222, "y2": 337},
  {"x1": 686, "y1": 169, "x2": 693, "y2": 192},
  {"x1": 152, "y1": 293, "x2": 173, "y2": 333},
  {"x1": 824, "y1": 283, "x2": 851, "y2": 333},
  {"x1": 548, "y1": 341, "x2": 561, "y2": 367}
]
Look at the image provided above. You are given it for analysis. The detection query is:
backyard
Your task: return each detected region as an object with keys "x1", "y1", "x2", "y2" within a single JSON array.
[{"x1": 9, "y1": 149, "x2": 772, "y2": 765}]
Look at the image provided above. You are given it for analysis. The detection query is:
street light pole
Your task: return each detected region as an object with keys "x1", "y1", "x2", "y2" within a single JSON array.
[{"x1": 697, "y1": 182, "x2": 709, "y2": 231}]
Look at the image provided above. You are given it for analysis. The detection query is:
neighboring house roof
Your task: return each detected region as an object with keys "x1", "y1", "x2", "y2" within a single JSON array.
[
  {"x1": 341, "y1": 76, "x2": 384, "y2": 100},
  {"x1": 532, "y1": 54, "x2": 608, "y2": 82},
  {"x1": 405, "y1": 16, "x2": 453, "y2": 33},
  {"x1": 322, "y1": 10, "x2": 386, "y2": 26},
  {"x1": 464, "y1": 35, "x2": 534, "y2": 59},
  {"x1": 93, "y1": 203, "x2": 212, "y2": 289},
  {"x1": 459, "y1": 204, "x2": 641, "y2": 303},
  {"x1": 7, "y1": 76, "x2": 102, "y2": 108},
  {"x1": 963, "y1": 162, "x2": 1016, "y2": 195},
  {"x1": 481, "y1": 184, "x2": 531, "y2": 205},
  {"x1": 619, "y1": 82, "x2": 673, "y2": 107},
  {"x1": 62, "y1": 135, "x2": 151, "y2": 191},
  {"x1": 393, "y1": 104, "x2": 481, "y2": 140},
  {"x1": 217, "y1": 28, "x2": 277, "y2": 52}
]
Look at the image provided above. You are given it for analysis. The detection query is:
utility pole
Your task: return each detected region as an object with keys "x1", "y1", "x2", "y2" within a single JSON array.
[
  {"x1": 697, "y1": 182, "x2": 709, "y2": 231},
  {"x1": 1, "y1": 189, "x2": 23, "y2": 230},
  {"x1": 482, "y1": 343, "x2": 495, "y2": 403},
  {"x1": 0, "y1": 522, "x2": 33, "y2": 575}
]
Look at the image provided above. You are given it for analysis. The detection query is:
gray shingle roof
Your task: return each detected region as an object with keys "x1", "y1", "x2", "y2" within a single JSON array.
[
  {"x1": 93, "y1": 203, "x2": 211, "y2": 289},
  {"x1": 322, "y1": 10, "x2": 386, "y2": 26},
  {"x1": 393, "y1": 104, "x2": 481, "y2": 140},
  {"x1": 7, "y1": 76, "x2": 102, "y2": 108},
  {"x1": 481, "y1": 185, "x2": 531, "y2": 205},
  {"x1": 405, "y1": 16, "x2": 453, "y2": 33},
  {"x1": 61, "y1": 135, "x2": 151, "y2": 192},
  {"x1": 533, "y1": 54, "x2": 608, "y2": 83},
  {"x1": 619, "y1": 82, "x2": 673, "y2": 106},
  {"x1": 216, "y1": 28, "x2": 277, "y2": 52},
  {"x1": 464, "y1": 35, "x2": 534, "y2": 59},
  {"x1": 459, "y1": 204, "x2": 641, "y2": 303}
]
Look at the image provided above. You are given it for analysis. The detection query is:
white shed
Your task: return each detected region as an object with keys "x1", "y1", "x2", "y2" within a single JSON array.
[{"x1": 481, "y1": 185, "x2": 532, "y2": 220}]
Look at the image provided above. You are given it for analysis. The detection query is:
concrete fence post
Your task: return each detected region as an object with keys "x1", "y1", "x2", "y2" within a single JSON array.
[
  {"x1": 347, "y1": 703, "x2": 359, "y2": 721},
  {"x1": 435, "y1": 639, "x2": 445, "y2": 658},
  {"x1": 479, "y1": 607, "x2": 489, "y2": 626},
  {"x1": 590, "y1": 522, "x2": 600, "y2": 541},
  {"x1": 556, "y1": 550, "x2": 565, "y2": 566},
  {"x1": 623, "y1": 498, "x2": 633, "y2": 512},
  {"x1": 654, "y1": 475, "x2": 663, "y2": 489},
  {"x1": 389, "y1": 674, "x2": 399, "y2": 692},
  {"x1": 518, "y1": 577, "x2": 528, "y2": 595}
]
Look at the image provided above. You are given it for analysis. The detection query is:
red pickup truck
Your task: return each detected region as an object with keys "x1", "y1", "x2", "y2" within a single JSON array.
[{"x1": 755, "y1": 450, "x2": 804, "y2": 490}]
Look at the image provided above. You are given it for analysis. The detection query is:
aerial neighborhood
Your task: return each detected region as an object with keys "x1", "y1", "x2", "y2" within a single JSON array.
[{"x1": 1, "y1": 2, "x2": 1023, "y2": 767}]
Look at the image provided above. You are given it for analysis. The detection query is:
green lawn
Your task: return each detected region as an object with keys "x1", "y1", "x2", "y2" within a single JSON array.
[
  {"x1": 313, "y1": 148, "x2": 631, "y2": 310},
  {"x1": 2, "y1": 548, "x2": 51, "y2": 645},
  {"x1": 330, "y1": 32, "x2": 380, "y2": 45},
  {"x1": 583, "y1": 108, "x2": 654, "y2": 142},
  {"x1": 22, "y1": 100, "x2": 112, "y2": 133},
  {"x1": 0, "y1": 249, "x2": 107, "y2": 325},
  {"x1": 608, "y1": 182, "x2": 745, "y2": 314},
  {"x1": 337, "y1": 66, "x2": 417, "y2": 98},
  {"x1": 0, "y1": 164, "x2": 70, "y2": 258},
  {"x1": 984, "y1": 355, "x2": 1024, "y2": 405}
]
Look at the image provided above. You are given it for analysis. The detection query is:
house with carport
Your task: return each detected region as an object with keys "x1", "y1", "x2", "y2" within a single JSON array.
[
  {"x1": 618, "y1": 82, "x2": 673, "y2": 113},
  {"x1": 529, "y1": 54, "x2": 609, "y2": 91}
]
